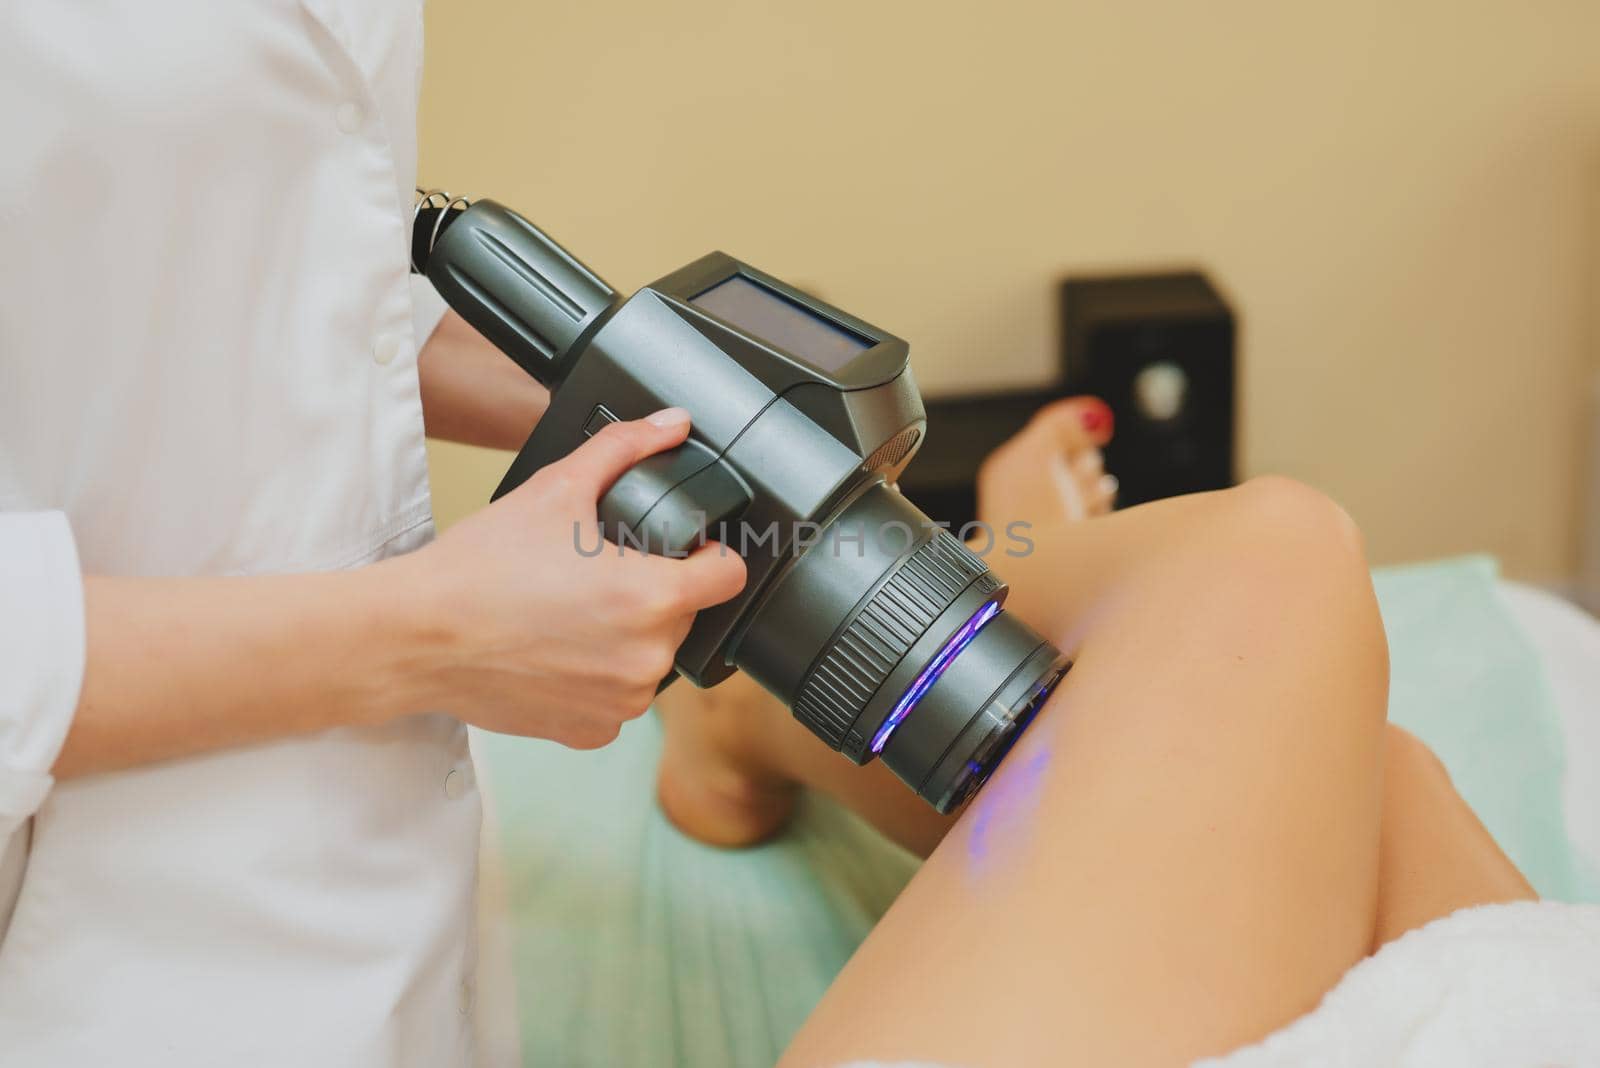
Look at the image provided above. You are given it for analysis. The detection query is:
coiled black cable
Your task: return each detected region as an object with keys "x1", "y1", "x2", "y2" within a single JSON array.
[{"x1": 410, "y1": 188, "x2": 473, "y2": 274}]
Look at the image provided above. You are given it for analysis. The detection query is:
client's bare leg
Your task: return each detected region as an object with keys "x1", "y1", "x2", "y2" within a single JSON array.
[
  {"x1": 661, "y1": 394, "x2": 1532, "y2": 1062},
  {"x1": 656, "y1": 670, "x2": 1536, "y2": 936},
  {"x1": 1372, "y1": 725, "x2": 1533, "y2": 947},
  {"x1": 778, "y1": 479, "x2": 1391, "y2": 1066}
]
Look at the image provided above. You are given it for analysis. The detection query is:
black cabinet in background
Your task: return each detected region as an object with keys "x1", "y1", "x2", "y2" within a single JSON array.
[
  {"x1": 898, "y1": 271, "x2": 1236, "y2": 527},
  {"x1": 1061, "y1": 271, "x2": 1235, "y2": 508}
]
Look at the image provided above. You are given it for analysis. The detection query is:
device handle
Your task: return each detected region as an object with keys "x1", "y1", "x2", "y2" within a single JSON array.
[
  {"x1": 597, "y1": 447, "x2": 752, "y2": 694},
  {"x1": 418, "y1": 199, "x2": 618, "y2": 387},
  {"x1": 597, "y1": 444, "x2": 751, "y2": 557}
]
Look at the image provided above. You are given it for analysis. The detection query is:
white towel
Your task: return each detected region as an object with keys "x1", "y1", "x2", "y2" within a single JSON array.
[
  {"x1": 844, "y1": 902, "x2": 1600, "y2": 1068},
  {"x1": 1198, "y1": 901, "x2": 1600, "y2": 1068}
]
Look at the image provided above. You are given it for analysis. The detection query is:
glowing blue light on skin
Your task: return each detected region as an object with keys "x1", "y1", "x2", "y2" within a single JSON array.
[{"x1": 870, "y1": 600, "x2": 1003, "y2": 754}]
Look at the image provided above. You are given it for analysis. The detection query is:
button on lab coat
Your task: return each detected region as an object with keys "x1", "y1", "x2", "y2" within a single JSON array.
[{"x1": 0, "y1": 2, "x2": 484, "y2": 1063}]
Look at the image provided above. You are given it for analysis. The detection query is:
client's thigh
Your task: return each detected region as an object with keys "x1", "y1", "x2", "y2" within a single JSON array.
[{"x1": 782, "y1": 480, "x2": 1391, "y2": 1068}]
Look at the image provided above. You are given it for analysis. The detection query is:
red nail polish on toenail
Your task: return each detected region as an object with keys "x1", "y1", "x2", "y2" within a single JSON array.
[{"x1": 1080, "y1": 399, "x2": 1114, "y2": 439}]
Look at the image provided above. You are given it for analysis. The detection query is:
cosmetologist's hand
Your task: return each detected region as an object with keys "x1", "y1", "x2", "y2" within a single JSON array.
[{"x1": 395, "y1": 408, "x2": 747, "y2": 748}]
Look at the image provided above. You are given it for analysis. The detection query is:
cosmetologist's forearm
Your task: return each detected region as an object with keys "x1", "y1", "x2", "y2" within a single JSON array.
[
  {"x1": 54, "y1": 559, "x2": 430, "y2": 779},
  {"x1": 418, "y1": 309, "x2": 548, "y2": 450}
]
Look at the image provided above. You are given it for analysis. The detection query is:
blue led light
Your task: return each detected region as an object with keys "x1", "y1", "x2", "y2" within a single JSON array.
[{"x1": 870, "y1": 600, "x2": 1003, "y2": 754}]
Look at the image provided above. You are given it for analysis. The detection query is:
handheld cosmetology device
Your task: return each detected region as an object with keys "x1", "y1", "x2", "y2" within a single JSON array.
[{"x1": 411, "y1": 192, "x2": 1069, "y2": 813}]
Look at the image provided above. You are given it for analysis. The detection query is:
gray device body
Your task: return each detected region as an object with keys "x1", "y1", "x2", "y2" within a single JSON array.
[{"x1": 414, "y1": 198, "x2": 1068, "y2": 812}]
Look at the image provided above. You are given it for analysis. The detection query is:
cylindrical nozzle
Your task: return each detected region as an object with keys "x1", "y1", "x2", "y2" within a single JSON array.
[
  {"x1": 734, "y1": 482, "x2": 1069, "y2": 812},
  {"x1": 879, "y1": 617, "x2": 1068, "y2": 812}
]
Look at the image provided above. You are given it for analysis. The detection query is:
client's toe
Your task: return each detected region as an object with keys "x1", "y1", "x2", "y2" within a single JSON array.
[{"x1": 981, "y1": 396, "x2": 1118, "y2": 525}]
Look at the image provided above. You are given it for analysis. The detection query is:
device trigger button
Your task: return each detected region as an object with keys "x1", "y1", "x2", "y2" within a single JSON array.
[{"x1": 583, "y1": 404, "x2": 620, "y2": 437}]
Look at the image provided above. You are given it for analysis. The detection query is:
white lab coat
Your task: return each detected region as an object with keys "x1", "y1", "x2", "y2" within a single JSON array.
[{"x1": 0, "y1": 2, "x2": 485, "y2": 1064}]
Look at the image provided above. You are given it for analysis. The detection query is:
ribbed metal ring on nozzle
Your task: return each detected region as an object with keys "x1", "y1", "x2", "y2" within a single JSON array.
[
  {"x1": 791, "y1": 527, "x2": 994, "y2": 754},
  {"x1": 732, "y1": 483, "x2": 997, "y2": 762}
]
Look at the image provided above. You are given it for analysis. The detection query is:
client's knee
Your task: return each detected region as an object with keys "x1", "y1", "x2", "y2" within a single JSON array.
[
  {"x1": 1203, "y1": 476, "x2": 1388, "y2": 684},
  {"x1": 1222, "y1": 477, "x2": 1374, "y2": 598},
  {"x1": 1229, "y1": 475, "x2": 1367, "y2": 565}
]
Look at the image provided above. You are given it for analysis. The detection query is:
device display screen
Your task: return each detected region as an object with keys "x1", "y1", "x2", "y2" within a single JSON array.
[{"x1": 689, "y1": 275, "x2": 871, "y2": 371}]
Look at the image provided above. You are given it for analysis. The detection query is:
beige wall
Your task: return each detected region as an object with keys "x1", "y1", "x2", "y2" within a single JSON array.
[{"x1": 419, "y1": 0, "x2": 1600, "y2": 583}]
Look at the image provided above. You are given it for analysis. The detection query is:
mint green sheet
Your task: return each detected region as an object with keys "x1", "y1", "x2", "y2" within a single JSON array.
[
  {"x1": 478, "y1": 555, "x2": 1593, "y2": 1067},
  {"x1": 1374, "y1": 557, "x2": 1590, "y2": 900}
]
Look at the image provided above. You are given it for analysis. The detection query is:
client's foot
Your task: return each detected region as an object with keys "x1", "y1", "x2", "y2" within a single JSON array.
[
  {"x1": 977, "y1": 396, "x2": 1118, "y2": 527},
  {"x1": 655, "y1": 672, "x2": 801, "y2": 847}
]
